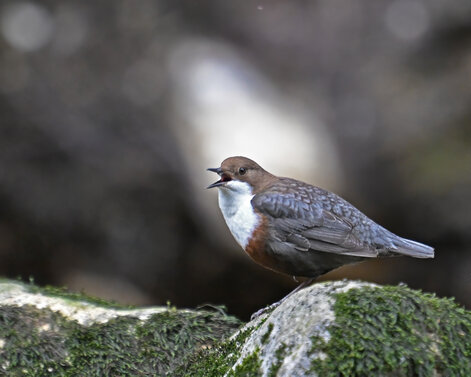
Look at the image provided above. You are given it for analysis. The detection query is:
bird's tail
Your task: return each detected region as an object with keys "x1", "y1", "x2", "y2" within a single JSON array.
[{"x1": 392, "y1": 237, "x2": 435, "y2": 258}]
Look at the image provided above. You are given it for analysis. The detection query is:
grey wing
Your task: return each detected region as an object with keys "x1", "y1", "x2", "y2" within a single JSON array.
[{"x1": 251, "y1": 191, "x2": 379, "y2": 258}]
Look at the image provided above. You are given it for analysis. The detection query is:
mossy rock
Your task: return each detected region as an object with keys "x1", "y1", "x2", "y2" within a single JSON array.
[
  {"x1": 0, "y1": 279, "x2": 470, "y2": 376},
  {"x1": 0, "y1": 280, "x2": 241, "y2": 376},
  {"x1": 182, "y1": 280, "x2": 471, "y2": 377}
]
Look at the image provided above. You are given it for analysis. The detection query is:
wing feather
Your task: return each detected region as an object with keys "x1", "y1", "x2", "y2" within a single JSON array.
[{"x1": 251, "y1": 189, "x2": 379, "y2": 257}]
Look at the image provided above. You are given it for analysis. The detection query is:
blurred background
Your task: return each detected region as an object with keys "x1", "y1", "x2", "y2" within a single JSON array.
[{"x1": 0, "y1": 0, "x2": 470, "y2": 320}]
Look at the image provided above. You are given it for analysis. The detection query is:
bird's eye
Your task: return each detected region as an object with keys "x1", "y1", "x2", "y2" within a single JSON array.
[{"x1": 239, "y1": 167, "x2": 247, "y2": 175}]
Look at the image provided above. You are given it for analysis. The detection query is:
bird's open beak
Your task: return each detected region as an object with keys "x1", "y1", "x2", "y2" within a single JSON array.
[
  {"x1": 207, "y1": 167, "x2": 229, "y2": 189},
  {"x1": 207, "y1": 167, "x2": 222, "y2": 174}
]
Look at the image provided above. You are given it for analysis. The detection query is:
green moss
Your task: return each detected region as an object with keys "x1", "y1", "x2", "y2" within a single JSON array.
[
  {"x1": 261, "y1": 322, "x2": 274, "y2": 344},
  {"x1": 268, "y1": 343, "x2": 288, "y2": 377},
  {"x1": 66, "y1": 316, "x2": 146, "y2": 376},
  {"x1": 0, "y1": 306, "x2": 72, "y2": 376},
  {"x1": 0, "y1": 302, "x2": 241, "y2": 376},
  {"x1": 228, "y1": 348, "x2": 262, "y2": 377},
  {"x1": 136, "y1": 309, "x2": 240, "y2": 374},
  {"x1": 176, "y1": 326, "x2": 254, "y2": 377},
  {"x1": 310, "y1": 285, "x2": 471, "y2": 377}
]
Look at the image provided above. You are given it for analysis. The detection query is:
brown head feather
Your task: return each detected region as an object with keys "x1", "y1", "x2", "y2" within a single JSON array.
[{"x1": 219, "y1": 156, "x2": 278, "y2": 194}]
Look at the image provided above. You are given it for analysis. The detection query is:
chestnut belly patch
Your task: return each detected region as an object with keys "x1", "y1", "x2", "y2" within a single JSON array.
[{"x1": 244, "y1": 215, "x2": 280, "y2": 273}]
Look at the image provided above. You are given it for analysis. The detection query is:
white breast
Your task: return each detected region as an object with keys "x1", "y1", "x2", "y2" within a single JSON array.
[{"x1": 217, "y1": 181, "x2": 260, "y2": 249}]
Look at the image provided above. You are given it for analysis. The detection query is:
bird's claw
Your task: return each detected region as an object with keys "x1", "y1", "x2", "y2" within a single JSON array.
[{"x1": 250, "y1": 301, "x2": 282, "y2": 321}]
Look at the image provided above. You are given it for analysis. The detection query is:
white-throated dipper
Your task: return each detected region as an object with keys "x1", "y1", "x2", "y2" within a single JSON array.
[{"x1": 207, "y1": 156, "x2": 434, "y2": 281}]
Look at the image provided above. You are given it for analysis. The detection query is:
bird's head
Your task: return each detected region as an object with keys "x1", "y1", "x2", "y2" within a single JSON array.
[{"x1": 207, "y1": 156, "x2": 275, "y2": 194}]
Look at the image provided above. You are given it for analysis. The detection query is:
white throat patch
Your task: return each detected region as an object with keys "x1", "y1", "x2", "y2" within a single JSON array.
[{"x1": 217, "y1": 181, "x2": 260, "y2": 249}]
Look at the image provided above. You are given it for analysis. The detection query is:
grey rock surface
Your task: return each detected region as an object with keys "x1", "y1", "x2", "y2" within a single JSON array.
[{"x1": 230, "y1": 280, "x2": 373, "y2": 377}]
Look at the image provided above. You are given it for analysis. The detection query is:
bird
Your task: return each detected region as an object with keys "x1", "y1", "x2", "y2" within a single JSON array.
[{"x1": 207, "y1": 156, "x2": 434, "y2": 286}]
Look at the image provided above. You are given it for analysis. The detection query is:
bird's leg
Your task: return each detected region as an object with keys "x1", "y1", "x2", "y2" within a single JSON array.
[{"x1": 250, "y1": 277, "x2": 316, "y2": 320}]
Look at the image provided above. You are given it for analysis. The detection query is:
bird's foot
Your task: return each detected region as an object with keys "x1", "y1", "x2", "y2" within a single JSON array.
[
  {"x1": 250, "y1": 301, "x2": 282, "y2": 321},
  {"x1": 250, "y1": 277, "x2": 316, "y2": 321}
]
